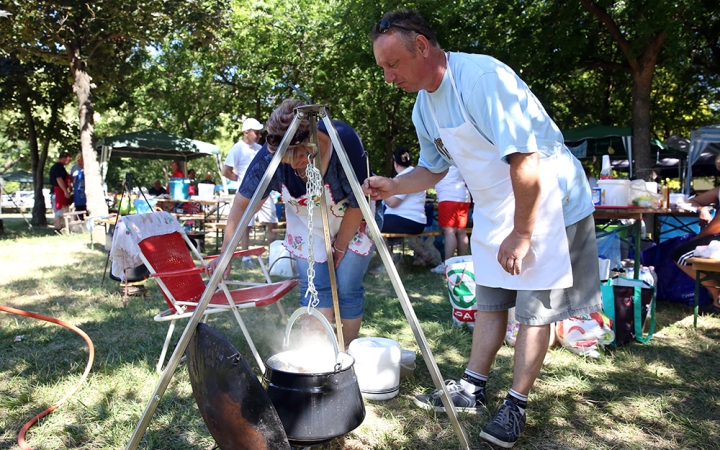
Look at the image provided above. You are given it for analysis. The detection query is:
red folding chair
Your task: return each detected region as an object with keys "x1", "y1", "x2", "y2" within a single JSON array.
[{"x1": 110, "y1": 212, "x2": 297, "y2": 373}]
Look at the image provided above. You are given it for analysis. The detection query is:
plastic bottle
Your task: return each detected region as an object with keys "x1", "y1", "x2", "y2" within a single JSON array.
[{"x1": 600, "y1": 155, "x2": 613, "y2": 179}]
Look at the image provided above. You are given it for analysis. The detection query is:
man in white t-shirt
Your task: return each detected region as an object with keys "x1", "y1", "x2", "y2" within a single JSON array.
[
  {"x1": 222, "y1": 118, "x2": 278, "y2": 264},
  {"x1": 366, "y1": 10, "x2": 601, "y2": 448}
]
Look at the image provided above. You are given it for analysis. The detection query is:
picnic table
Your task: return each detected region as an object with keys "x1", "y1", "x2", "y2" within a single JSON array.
[
  {"x1": 155, "y1": 197, "x2": 232, "y2": 230},
  {"x1": 593, "y1": 206, "x2": 698, "y2": 279}
]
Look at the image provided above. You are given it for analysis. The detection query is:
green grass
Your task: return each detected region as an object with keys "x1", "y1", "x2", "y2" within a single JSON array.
[{"x1": 1, "y1": 216, "x2": 719, "y2": 449}]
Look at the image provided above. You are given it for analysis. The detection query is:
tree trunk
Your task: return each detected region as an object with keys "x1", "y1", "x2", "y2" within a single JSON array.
[
  {"x1": 631, "y1": 69, "x2": 654, "y2": 181},
  {"x1": 70, "y1": 48, "x2": 108, "y2": 242},
  {"x1": 18, "y1": 85, "x2": 48, "y2": 226}
]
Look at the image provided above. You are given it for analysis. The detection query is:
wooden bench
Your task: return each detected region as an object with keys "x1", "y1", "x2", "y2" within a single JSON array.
[
  {"x1": 687, "y1": 257, "x2": 720, "y2": 329},
  {"x1": 381, "y1": 228, "x2": 472, "y2": 239},
  {"x1": 381, "y1": 228, "x2": 473, "y2": 253}
]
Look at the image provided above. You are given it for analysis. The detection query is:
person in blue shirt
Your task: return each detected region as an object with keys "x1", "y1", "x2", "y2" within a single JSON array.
[
  {"x1": 208, "y1": 99, "x2": 375, "y2": 347},
  {"x1": 70, "y1": 154, "x2": 86, "y2": 216},
  {"x1": 365, "y1": 10, "x2": 601, "y2": 448}
]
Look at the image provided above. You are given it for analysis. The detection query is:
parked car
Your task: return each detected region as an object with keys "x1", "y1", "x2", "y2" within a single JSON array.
[{"x1": 1, "y1": 190, "x2": 51, "y2": 209}]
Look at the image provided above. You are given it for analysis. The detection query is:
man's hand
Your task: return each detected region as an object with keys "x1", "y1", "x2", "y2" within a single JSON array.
[
  {"x1": 64, "y1": 189, "x2": 71, "y2": 199},
  {"x1": 362, "y1": 176, "x2": 396, "y2": 200},
  {"x1": 497, "y1": 230, "x2": 532, "y2": 275}
]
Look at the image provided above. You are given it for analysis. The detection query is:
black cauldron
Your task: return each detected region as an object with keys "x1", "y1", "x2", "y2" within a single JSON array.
[
  {"x1": 263, "y1": 307, "x2": 365, "y2": 446},
  {"x1": 263, "y1": 351, "x2": 365, "y2": 446},
  {"x1": 186, "y1": 308, "x2": 365, "y2": 450}
]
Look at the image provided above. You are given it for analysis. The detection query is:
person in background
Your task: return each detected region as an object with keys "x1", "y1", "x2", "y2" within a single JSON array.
[
  {"x1": 49, "y1": 152, "x2": 72, "y2": 234},
  {"x1": 671, "y1": 156, "x2": 720, "y2": 316},
  {"x1": 381, "y1": 148, "x2": 435, "y2": 266},
  {"x1": 382, "y1": 148, "x2": 427, "y2": 235},
  {"x1": 70, "y1": 154, "x2": 87, "y2": 217},
  {"x1": 148, "y1": 180, "x2": 167, "y2": 196},
  {"x1": 222, "y1": 118, "x2": 278, "y2": 266},
  {"x1": 367, "y1": 10, "x2": 600, "y2": 448},
  {"x1": 430, "y1": 166, "x2": 471, "y2": 273},
  {"x1": 199, "y1": 171, "x2": 216, "y2": 185},
  {"x1": 170, "y1": 161, "x2": 184, "y2": 179},
  {"x1": 207, "y1": 99, "x2": 375, "y2": 347},
  {"x1": 187, "y1": 169, "x2": 197, "y2": 196}
]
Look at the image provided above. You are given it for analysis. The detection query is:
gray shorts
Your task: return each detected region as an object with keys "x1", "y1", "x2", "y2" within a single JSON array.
[{"x1": 475, "y1": 214, "x2": 603, "y2": 326}]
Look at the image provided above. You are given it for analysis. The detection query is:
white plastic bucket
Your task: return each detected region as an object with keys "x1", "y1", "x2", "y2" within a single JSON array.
[
  {"x1": 598, "y1": 179, "x2": 630, "y2": 206},
  {"x1": 348, "y1": 337, "x2": 401, "y2": 400},
  {"x1": 197, "y1": 183, "x2": 214, "y2": 200}
]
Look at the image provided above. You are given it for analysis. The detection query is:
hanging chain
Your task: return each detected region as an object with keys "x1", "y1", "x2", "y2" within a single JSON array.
[{"x1": 304, "y1": 145, "x2": 324, "y2": 310}]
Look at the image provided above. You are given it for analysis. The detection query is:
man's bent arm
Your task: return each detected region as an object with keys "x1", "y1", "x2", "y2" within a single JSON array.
[
  {"x1": 509, "y1": 152, "x2": 541, "y2": 237},
  {"x1": 496, "y1": 152, "x2": 541, "y2": 275}
]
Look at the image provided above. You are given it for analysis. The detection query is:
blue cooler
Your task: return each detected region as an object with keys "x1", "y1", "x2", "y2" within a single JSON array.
[
  {"x1": 169, "y1": 178, "x2": 190, "y2": 200},
  {"x1": 134, "y1": 197, "x2": 158, "y2": 214}
]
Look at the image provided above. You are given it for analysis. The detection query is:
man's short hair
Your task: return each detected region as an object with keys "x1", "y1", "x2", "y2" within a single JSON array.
[
  {"x1": 59, "y1": 151, "x2": 71, "y2": 159},
  {"x1": 369, "y1": 10, "x2": 439, "y2": 52}
]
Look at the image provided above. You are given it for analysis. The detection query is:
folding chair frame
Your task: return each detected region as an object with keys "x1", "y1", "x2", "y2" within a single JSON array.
[{"x1": 123, "y1": 221, "x2": 292, "y2": 373}]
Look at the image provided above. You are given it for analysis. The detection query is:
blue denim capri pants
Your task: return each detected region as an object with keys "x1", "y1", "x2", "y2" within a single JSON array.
[{"x1": 296, "y1": 247, "x2": 373, "y2": 320}]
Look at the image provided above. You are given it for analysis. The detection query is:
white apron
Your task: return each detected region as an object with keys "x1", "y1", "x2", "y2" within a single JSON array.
[{"x1": 425, "y1": 55, "x2": 572, "y2": 290}]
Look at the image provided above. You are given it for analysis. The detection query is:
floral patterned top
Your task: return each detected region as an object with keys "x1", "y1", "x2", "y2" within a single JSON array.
[{"x1": 239, "y1": 121, "x2": 375, "y2": 262}]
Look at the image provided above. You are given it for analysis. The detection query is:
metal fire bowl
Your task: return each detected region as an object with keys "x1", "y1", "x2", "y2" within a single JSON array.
[{"x1": 186, "y1": 323, "x2": 290, "y2": 450}]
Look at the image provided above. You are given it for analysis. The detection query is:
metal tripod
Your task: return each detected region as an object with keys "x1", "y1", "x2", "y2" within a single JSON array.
[{"x1": 125, "y1": 104, "x2": 470, "y2": 450}]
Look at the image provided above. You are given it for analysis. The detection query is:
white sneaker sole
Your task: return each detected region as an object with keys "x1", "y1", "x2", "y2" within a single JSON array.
[
  {"x1": 479, "y1": 430, "x2": 517, "y2": 448},
  {"x1": 412, "y1": 397, "x2": 483, "y2": 414}
]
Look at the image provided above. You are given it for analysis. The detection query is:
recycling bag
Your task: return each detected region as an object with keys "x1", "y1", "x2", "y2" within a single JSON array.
[{"x1": 445, "y1": 255, "x2": 477, "y2": 328}]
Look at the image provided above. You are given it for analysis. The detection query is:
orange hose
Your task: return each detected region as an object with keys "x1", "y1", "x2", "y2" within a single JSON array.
[{"x1": 0, "y1": 304, "x2": 95, "y2": 450}]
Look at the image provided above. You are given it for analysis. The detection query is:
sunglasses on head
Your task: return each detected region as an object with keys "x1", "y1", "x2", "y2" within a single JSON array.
[
  {"x1": 375, "y1": 19, "x2": 426, "y2": 37},
  {"x1": 266, "y1": 129, "x2": 310, "y2": 148}
]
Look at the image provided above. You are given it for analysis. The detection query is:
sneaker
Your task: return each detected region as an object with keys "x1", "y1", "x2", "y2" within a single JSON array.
[
  {"x1": 430, "y1": 263, "x2": 445, "y2": 274},
  {"x1": 241, "y1": 257, "x2": 255, "y2": 268},
  {"x1": 413, "y1": 380, "x2": 485, "y2": 414},
  {"x1": 479, "y1": 401, "x2": 526, "y2": 448},
  {"x1": 368, "y1": 265, "x2": 384, "y2": 275},
  {"x1": 701, "y1": 304, "x2": 720, "y2": 316}
]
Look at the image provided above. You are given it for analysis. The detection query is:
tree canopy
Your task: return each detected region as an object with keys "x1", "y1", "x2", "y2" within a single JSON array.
[{"x1": 1, "y1": 0, "x2": 718, "y2": 204}]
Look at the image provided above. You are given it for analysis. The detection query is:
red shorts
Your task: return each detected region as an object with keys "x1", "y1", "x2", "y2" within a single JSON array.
[{"x1": 438, "y1": 201, "x2": 470, "y2": 228}]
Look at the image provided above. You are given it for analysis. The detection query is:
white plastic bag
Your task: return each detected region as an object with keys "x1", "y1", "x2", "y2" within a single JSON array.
[
  {"x1": 556, "y1": 312, "x2": 615, "y2": 358},
  {"x1": 268, "y1": 241, "x2": 297, "y2": 278}
]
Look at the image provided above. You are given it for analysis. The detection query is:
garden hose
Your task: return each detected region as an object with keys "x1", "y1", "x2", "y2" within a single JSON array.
[{"x1": 0, "y1": 304, "x2": 95, "y2": 450}]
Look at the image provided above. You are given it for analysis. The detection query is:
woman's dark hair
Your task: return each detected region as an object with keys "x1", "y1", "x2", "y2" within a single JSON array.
[{"x1": 392, "y1": 147, "x2": 413, "y2": 168}]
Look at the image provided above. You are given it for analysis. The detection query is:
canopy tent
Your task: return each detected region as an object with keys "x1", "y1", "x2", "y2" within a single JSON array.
[
  {"x1": 564, "y1": 125, "x2": 675, "y2": 178},
  {"x1": 0, "y1": 170, "x2": 34, "y2": 183},
  {"x1": 95, "y1": 129, "x2": 221, "y2": 183},
  {"x1": 564, "y1": 126, "x2": 636, "y2": 175},
  {"x1": 684, "y1": 125, "x2": 720, "y2": 193},
  {"x1": 96, "y1": 129, "x2": 220, "y2": 161}
]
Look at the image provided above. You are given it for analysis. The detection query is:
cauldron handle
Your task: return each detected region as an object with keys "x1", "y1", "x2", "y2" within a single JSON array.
[{"x1": 282, "y1": 307, "x2": 340, "y2": 362}]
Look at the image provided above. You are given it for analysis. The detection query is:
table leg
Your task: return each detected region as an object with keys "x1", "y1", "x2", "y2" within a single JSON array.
[
  {"x1": 694, "y1": 271, "x2": 701, "y2": 329},
  {"x1": 633, "y1": 220, "x2": 641, "y2": 279}
]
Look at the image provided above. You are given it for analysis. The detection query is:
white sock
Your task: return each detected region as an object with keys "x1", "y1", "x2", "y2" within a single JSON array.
[
  {"x1": 460, "y1": 369, "x2": 487, "y2": 395},
  {"x1": 506, "y1": 389, "x2": 528, "y2": 415}
]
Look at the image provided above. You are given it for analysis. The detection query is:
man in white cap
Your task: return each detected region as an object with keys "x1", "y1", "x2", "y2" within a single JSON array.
[{"x1": 222, "y1": 118, "x2": 278, "y2": 265}]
